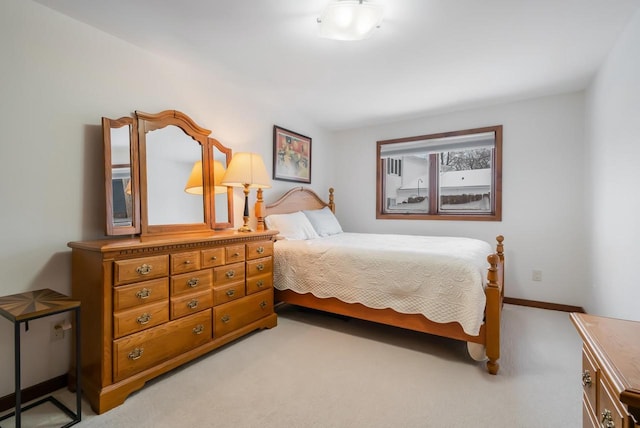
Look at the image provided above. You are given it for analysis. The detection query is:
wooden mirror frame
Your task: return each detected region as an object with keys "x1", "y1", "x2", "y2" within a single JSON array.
[
  {"x1": 102, "y1": 110, "x2": 234, "y2": 236},
  {"x1": 102, "y1": 116, "x2": 141, "y2": 235}
]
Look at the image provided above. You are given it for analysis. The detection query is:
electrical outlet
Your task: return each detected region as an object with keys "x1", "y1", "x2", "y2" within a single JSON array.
[
  {"x1": 532, "y1": 270, "x2": 542, "y2": 282},
  {"x1": 51, "y1": 321, "x2": 64, "y2": 341}
]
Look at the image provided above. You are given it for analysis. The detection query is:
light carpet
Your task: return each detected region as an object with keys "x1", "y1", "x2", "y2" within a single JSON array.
[{"x1": 0, "y1": 304, "x2": 583, "y2": 428}]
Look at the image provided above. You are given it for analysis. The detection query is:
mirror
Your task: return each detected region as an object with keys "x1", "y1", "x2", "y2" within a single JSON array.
[
  {"x1": 211, "y1": 138, "x2": 233, "y2": 227},
  {"x1": 102, "y1": 116, "x2": 140, "y2": 235},
  {"x1": 145, "y1": 125, "x2": 205, "y2": 226},
  {"x1": 102, "y1": 110, "x2": 234, "y2": 236}
]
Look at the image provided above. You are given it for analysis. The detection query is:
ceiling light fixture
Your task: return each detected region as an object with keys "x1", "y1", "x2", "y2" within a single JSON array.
[{"x1": 317, "y1": 0, "x2": 384, "y2": 41}]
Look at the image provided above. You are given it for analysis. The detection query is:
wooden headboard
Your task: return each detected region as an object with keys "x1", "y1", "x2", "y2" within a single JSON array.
[{"x1": 256, "y1": 187, "x2": 334, "y2": 231}]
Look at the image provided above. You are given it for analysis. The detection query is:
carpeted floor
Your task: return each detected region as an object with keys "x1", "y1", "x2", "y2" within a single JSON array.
[{"x1": 0, "y1": 304, "x2": 583, "y2": 427}]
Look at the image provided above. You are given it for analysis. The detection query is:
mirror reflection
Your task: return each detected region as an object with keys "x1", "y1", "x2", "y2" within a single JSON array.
[
  {"x1": 213, "y1": 146, "x2": 229, "y2": 224},
  {"x1": 145, "y1": 125, "x2": 205, "y2": 225}
]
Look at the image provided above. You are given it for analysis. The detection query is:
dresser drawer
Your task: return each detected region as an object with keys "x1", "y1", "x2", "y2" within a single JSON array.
[
  {"x1": 246, "y1": 241, "x2": 273, "y2": 260},
  {"x1": 170, "y1": 289, "x2": 213, "y2": 319},
  {"x1": 113, "y1": 278, "x2": 169, "y2": 311},
  {"x1": 113, "y1": 300, "x2": 169, "y2": 339},
  {"x1": 246, "y1": 274, "x2": 272, "y2": 295},
  {"x1": 113, "y1": 310, "x2": 212, "y2": 382},
  {"x1": 213, "y1": 281, "x2": 245, "y2": 305},
  {"x1": 171, "y1": 251, "x2": 201, "y2": 275},
  {"x1": 213, "y1": 289, "x2": 273, "y2": 338},
  {"x1": 225, "y1": 245, "x2": 245, "y2": 263},
  {"x1": 582, "y1": 347, "x2": 597, "y2": 416},
  {"x1": 170, "y1": 269, "x2": 213, "y2": 296},
  {"x1": 246, "y1": 256, "x2": 272, "y2": 278},
  {"x1": 213, "y1": 262, "x2": 245, "y2": 285},
  {"x1": 114, "y1": 255, "x2": 169, "y2": 285},
  {"x1": 598, "y1": 375, "x2": 630, "y2": 428},
  {"x1": 201, "y1": 247, "x2": 225, "y2": 268}
]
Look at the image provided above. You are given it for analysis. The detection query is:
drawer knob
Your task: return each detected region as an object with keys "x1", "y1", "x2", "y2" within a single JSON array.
[
  {"x1": 260, "y1": 301, "x2": 267, "y2": 309},
  {"x1": 128, "y1": 348, "x2": 144, "y2": 360},
  {"x1": 221, "y1": 314, "x2": 231, "y2": 324},
  {"x1": 210, "y1": 256, "x2": 217, "y2": 261},
  {"x1": 187, "y1": 277, "x2": 200, "y2": 288},
  {"x1": 136, "y1": 288, "x2": 151, "y2": 299},
  {"x1": 187, "y1": 299, "x2": 199, "y2": 309},
  {"x1": 600, "y1": 409, "x2": 614, "y2": 428},
  {"x1": 256, "y1": 263, "x2": 265, "y2": 271},
  {"x1": 225, "y1": 270, "x2": 236, "y2": 279},
  {"x1": 226, "y1": 289, "x2": 236, "y2": 297},
  {"x1": 137, "y1": 313, "x2": 152, "y2": 325},
  {"x1": 581, "y1": 370, "x2": 592, "y2": 387},
  {"x1": 257, "y1": 246, "x2": 264, "y2": 254},
  {"x1": 232, "y1": 252, "x2": 240, "y2": 257},
  {"x1": 193, "y1": 324, "x2": 205, "y2": 335},
  {"x1": 256, "y1": 280, "x2": 264, "y2": 288},
  {"x1": 136, "y1": 264, "x2": 152, "y2": 275}
]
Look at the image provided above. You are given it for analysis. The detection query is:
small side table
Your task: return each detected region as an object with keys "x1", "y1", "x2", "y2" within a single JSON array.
[{"x1": 0, "y1": 289, "x2": 81, "y2": 428}]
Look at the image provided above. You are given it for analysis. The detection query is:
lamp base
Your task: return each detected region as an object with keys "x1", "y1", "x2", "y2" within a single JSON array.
[{"x1": 238, "y1": 215, "x2": 253, "y2": 233}]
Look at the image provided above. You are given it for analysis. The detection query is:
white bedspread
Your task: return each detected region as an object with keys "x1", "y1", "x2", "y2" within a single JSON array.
[{"x1": 273, "y1": 233, "x2": 493, "y2": 336}]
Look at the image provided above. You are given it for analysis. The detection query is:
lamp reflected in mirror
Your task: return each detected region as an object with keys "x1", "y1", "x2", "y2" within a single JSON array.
[
  {"x1": 213, "y1": 160, "x2": 227, "y2": 194},
  {"x1": 184, "y1": 160, "x2": 228, "y2": 195},
  {"x1": 184, "y1": 161, "x2": 204, "y2": 195},
  {"x1": 221, "y1": 153, "x2": 271, "y2": 232}
]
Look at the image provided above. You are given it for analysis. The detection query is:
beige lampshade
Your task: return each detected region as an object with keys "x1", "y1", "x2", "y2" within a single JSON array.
[
  {"x1": 184, "y1": 160, "x2": 204, "y2": 195},
  {"x1": 213, "y1": 160, "x2": 228, "y2": 194},
  {"x1": 221, "y1": 153, "x2": 271, "y2": 189}
]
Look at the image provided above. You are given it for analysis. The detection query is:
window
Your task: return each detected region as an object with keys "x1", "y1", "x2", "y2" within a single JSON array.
[{"x1": 376, "y1": 125, "x2": 502, "y2": 221}]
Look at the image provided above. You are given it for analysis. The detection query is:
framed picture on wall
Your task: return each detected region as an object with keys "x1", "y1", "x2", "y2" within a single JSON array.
[{"x1": 273, "y1": 125, "x2": 311, "y2": 183}]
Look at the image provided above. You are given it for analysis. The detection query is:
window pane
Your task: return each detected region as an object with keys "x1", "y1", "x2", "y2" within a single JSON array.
[
  {"x1": 438, "y1": 148, "x2": 493, "y2": 213},
  {"x1": 382, "y1": 154, "x2": 429, "y2": 214}
]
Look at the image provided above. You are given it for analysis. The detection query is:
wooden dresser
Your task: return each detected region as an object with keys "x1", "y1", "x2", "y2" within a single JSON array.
[
  {"x1": 68, "y1": 230, "x2": 278, "y2": 414},
  {"x1": 571, "y1": 313, "x2": 640, "y2": 428}
]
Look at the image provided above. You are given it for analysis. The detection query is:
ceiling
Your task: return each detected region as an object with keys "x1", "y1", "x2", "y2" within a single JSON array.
[{"x1": 34, "y1": 0, "x2": 640, "y2": 130}]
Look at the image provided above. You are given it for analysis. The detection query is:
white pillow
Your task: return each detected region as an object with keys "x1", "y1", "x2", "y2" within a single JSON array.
[
  {"x1": 302, "y1": 207, "x2": 343, "y2": 237},
  {"x1": 264, "y1": 211, "x2": 320, "y2": 240}
]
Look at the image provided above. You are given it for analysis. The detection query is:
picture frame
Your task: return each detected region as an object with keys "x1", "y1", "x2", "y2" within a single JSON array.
[{"x1": 273, "y1": 125, "x2": 311, "y2": 183}]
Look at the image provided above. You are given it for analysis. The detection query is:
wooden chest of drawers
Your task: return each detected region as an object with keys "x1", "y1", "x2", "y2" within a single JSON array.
[
  {"x1": 68, "y1": 230, "x2": 278, "y2": 414},
  {"x1": 571, "y1": 313, "x2": 640, "y2": 428}
]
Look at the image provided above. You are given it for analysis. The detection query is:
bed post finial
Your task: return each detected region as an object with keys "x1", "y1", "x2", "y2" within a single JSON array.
[
  {"x1": 255, "y1": 188, "x2": 265, "y2": 231},
  {"x1": 328, "y1": 188, "x2": 335, "y2": 213},
  {"x1": 496, "y1": 235, "x2": 504, "y2": 263}
]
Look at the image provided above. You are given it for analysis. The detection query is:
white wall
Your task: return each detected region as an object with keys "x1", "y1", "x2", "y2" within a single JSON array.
[
  {"x1": 330, "y1": 93, "x2": 589, "y2": 308},
  {"x1": 585, "y1": 9, "x2": 640, "y2": 320},
  {"x1": 0, "y1": 0, "x2": 332, "y2": 395}
]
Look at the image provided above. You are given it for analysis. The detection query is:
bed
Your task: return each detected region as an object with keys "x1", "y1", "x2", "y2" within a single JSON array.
[{"x1": 259, "y1": 187, "x2": 505, "y2": 374}]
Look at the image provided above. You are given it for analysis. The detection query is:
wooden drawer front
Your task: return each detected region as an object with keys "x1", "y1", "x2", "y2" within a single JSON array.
[
  {"x1": 598, "y1": 376, "x2": 629, "y2": 428},
  {"x1": 114, "y1": 255, "x2": 169, "y2": 285},
  {"x1": 113, "y1": 301, "x2": 169, "y2": 339},
  {"x1": 213, "y1": 282, "x2": 245, "y2": 305},
  {"x1": 246, "y1": 257, "x2": 272, "y2": 278},
  {"x1": 582, "y1": 347, "x2": 597, "y2": 416},
  {"x1": 213, "y1": 262, "x2": 245, "y2": 286},
  {"x1": 170, "y1": 289, "x2": 213, "y2": 319},
  {"x1": 113, "y1": 310, "x2": 212, "y2": 382},
  {"x1": 171, "y1": 251, "x2": 201, "y2": 275},
  {"x1": 201, "y1": 247, "x2": 225, "y2": 268},
  {"x1": 246, "y1": 241, "x2": 273, "y2": 260},
  {"x1": 583, "y1": 399, "x2": 599, "y2": 428},
  {"x1": 113, "y1": 278, "x2": 169, "y2": 311},
  {"x1": 170, "y1": 269, "x2": 213, "y2": 296},
  {"x1": 225, "y1": 245, "x2": 245, "y2": 263},
  {"x1": 246, "y1": 274, "x2": 272, "y2": 295},
  {"x1": 213, "y1": 289, "x2": 273, "y2": 338}
]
